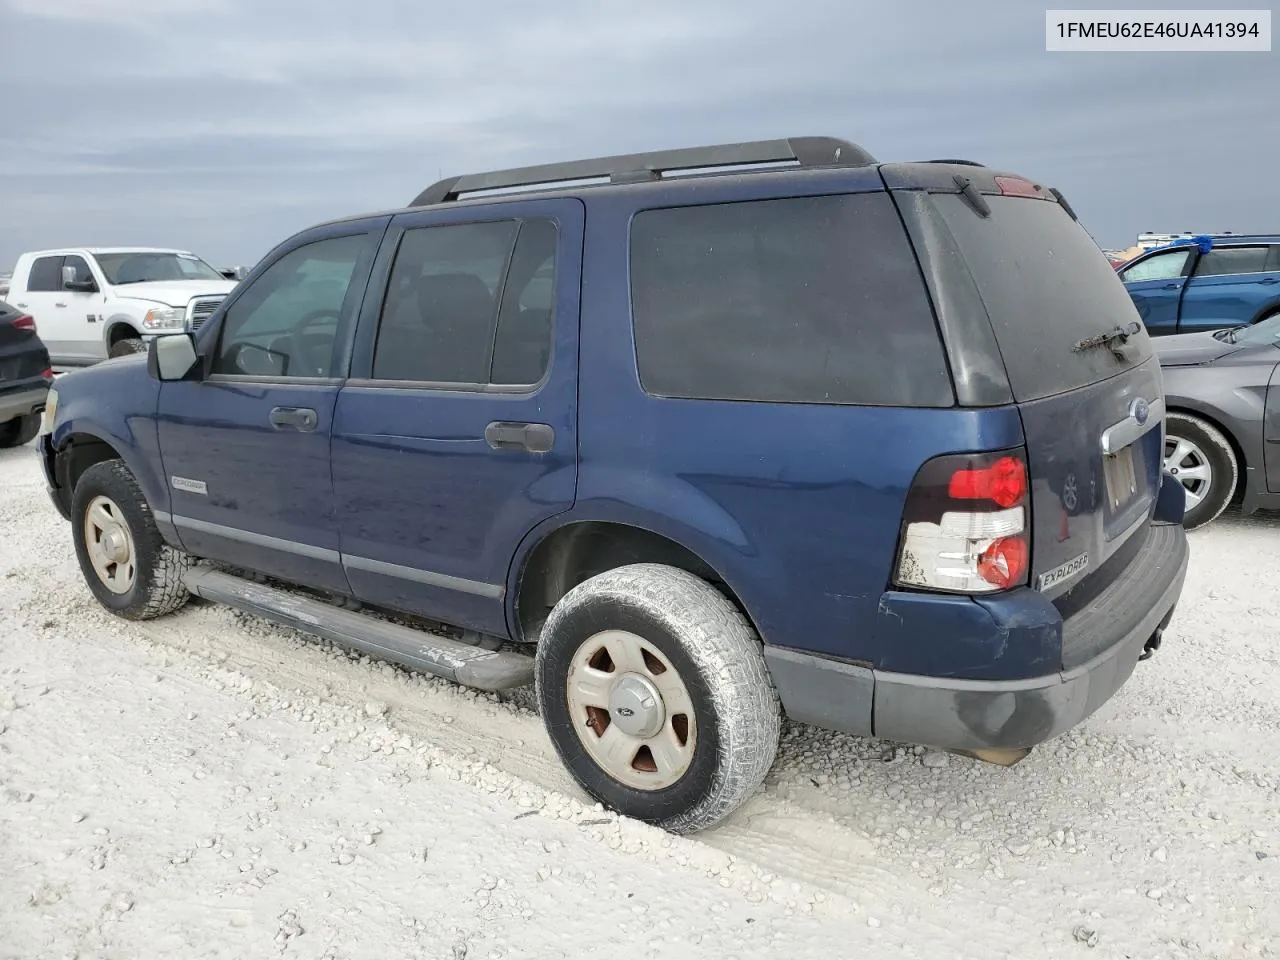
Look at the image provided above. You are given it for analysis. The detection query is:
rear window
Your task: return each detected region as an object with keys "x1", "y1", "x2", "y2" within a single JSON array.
[
  {"x1": 629, "y1": 193, "x2": 953, "y2": 407},
  {"x1": 933, "y1": 194, "x2": 1151, "y2": 403}
]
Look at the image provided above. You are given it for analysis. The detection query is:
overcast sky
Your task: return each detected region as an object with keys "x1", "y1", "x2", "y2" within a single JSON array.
[{"x1": 1, "y1": 0, "x2": 1276, "y2": 270}]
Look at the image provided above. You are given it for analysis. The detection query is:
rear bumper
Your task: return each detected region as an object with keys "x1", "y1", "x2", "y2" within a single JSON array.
[
  {"x1": 0, "y1": 384, "x2": 48, "y2": 422},
  {"x1": 765, "y1": 520, "x2": 1189, "y2": 752}
]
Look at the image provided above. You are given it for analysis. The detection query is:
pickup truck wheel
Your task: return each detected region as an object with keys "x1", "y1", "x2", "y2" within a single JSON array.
[
  {"x1": 1164, "y1": 412, "x2": 1237, "y2": 530},
  {"x1": 0, "y1": 414, "x2": 40, "y2": 448},
  {"x1": 535, "y1": 563, "x2": 780, "y2": 834},
  {"x1": 109, "y1": 338, "x2": 146, "y2": 358},
  {"x1": 71, "y1": 459, "x2": 192, "y2": 620}
]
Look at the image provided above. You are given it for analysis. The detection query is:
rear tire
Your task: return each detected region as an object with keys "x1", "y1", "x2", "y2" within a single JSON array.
[
  {"x1": 71, "y1": 459, "x2": 192, "y2": 619},
  {"x1": 0, "y1": 414, "x2": 40, "y2": 448},
  {"x1": 535, "y1": 563, "x2": 780, "y2": 834},
  {"x1": 109, "y1": 338, "x2": 146, "y2": 358},
  {"x1": 1164, "y1": 412, "x2": 1236, "y2": 530}
]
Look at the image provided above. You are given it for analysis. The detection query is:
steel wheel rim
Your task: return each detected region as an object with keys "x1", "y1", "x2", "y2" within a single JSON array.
[
  {"x1": 565, "y1": 630, "x2": 697, "y2": 790},
  {"x1": 84, "y1": 495, "x2": 136, "y2": 594},
  {"x1": 1164, "y1": 434, "x2": 1213, "y2": 510}
]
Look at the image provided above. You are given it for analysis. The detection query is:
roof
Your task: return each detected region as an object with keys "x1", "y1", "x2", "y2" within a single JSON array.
[{"x1": 19, "y1": 247, "x2": 196, "y2": 258}]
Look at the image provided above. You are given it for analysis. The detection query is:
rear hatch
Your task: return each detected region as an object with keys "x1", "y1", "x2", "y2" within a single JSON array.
[
  {"x1": 0, "y1": 300, "x2": 50, "y2": 381},
  {"x1": 885, "y1": 164, "x2": 1163, "y2": 668}
]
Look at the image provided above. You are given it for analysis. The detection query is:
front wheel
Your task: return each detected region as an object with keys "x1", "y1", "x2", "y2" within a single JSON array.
[
  {"x1": 109, "y1": 338, "x2": 146, "y2": 358},
  {"x1": 535, "y1": 563, "x2": 780, "y2": 834},
  {"x1": 71, "y1": 459, "x2": 193, "y2": 619},
  {"x1": 1164, "y1": 412, "x2": 1237, "y2": 530}
]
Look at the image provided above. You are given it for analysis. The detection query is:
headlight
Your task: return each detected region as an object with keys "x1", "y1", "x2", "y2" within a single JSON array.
[
  {"x1": 40, "y1": 389, "x2": 58, "y2": 435},
  {"x1": 142, "y1": 306, "x2": 187, "y2": 330}
]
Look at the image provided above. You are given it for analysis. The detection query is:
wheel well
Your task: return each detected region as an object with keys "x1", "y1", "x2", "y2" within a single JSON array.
[
  {"x1": 58, "y1": 433, "x2": 123, "y2": 496},
  {"x1": 514, "y1": 521, "x2": 757, "y2": 644},
  {"x1": 1165, "y1": 406, "x2": 1247, "y2": 501},
  {"x1": 107, "y1": 323, "x2": 141, "y2": 346}
]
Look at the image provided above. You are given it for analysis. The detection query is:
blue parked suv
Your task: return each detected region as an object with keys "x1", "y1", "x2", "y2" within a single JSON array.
[
  {"x1": 1119, "y1": 234, "x2": 1280, "y2": 335},
  {"x1": 37, "y1": 138, "x2": 1190, "y2": 832}
]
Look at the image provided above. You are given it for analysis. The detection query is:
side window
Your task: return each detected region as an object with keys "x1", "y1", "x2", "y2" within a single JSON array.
[
  {"x1": 371, "y1": 218, "x2": 558, "y2": 386},
  {"x1": 213, "y1": 234, "x2": 369, "y2": 379},
  {"x1": 492, "y1": 220, "x2": 558, "y2": 385},
  {"x1": 1267, "y1": 245, "x2": 1280, "y2": 273},
  {"x1": 1193, "y1": 246, "x2": 1270, "y2": 278},
  {"x1": 63, "y1": 255, "x2": 95, "y2": 286},
  {"x1": 27, "y1": 256, "x2": 64, "y2": 292},
  {"x1": 1119, "y1": 249, "x2": 1191, "y2": 283},
  {"x1": 629, "y1": 193, "x2": 952, "y2": 407}
]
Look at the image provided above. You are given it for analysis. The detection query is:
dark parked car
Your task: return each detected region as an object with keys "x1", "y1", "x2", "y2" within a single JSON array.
[
  {"x1": 1119, "y1": 234, "x2": 1280, "y2": 336},
  {"x1": 0, "y1": 299, "x2": 52, "y2": 448},
  {"x1": 38, "y1": 137, "x2": 1188, "y2": 832},
  {"x1": 1156, "y1": 314, "x2": 1280, "y2": 528}
]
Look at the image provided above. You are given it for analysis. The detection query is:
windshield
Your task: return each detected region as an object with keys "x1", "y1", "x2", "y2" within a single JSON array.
[
  {"x1": 1228, "y1": 313, "x2": 1280, "y2": 346},
  {"x1": 95, "y1": 252, "x2": 224, "y2": 285}
]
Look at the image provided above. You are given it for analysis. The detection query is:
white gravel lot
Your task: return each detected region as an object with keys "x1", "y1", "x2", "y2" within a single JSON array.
[{"x1": 1, "y1": 442, "x2": 1277, "y2": 960}]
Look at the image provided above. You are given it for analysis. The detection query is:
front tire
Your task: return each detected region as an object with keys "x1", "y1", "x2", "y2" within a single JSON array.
[
  {"x1": 0, "y1": 414, "x2": 40, "y2": 448},
  {"x1": 71, "y1": 459, "x2": 192, "y2": 619},
  {"x1": 1164, "y1": 412, "x2": 1237, "y2": 530},
  {"x1": 109, "y1": 338, "x2": 146, "y2": 358},
  {"x1": 535, "y1": 563, "x2": 780, "y2": 834}
]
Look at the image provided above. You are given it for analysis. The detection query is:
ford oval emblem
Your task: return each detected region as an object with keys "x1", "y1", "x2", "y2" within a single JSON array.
[{"x1": 1132, "y1": 398, "x2": 1150, "y2": 425}]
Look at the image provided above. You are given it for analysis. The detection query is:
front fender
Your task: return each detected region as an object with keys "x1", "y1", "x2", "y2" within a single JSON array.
[
  {"x1": 103, "y1": 309, "x2": 146, "y2": 349},
  {"x1": 49, "y1": 367, "x2": 166, "y2": 515}
]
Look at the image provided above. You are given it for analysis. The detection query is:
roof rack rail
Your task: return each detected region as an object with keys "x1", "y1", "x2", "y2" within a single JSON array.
[
  {"x1": 409, "y1": 136, "x2": 876, "y2": 206},
  {"x1": 923, "y1": 159, "x2": 985, "y2": 166}
]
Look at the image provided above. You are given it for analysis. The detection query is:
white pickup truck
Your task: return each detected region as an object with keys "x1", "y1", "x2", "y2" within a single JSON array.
[{"x1": 6, "y1": 248, "x2": 238, "y2": 365}]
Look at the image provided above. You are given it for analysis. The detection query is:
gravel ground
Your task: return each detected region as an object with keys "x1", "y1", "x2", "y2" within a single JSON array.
[{"x1": 1, "y1": 443, "x2": 1277, "y2": 959}]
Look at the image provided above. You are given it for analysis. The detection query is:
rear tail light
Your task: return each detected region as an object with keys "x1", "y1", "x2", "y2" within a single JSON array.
[
  {"x1": 13, "y1": 314, "x2": 37, "y2": 333},
  {"x1": 894, "y1": 448, "x2": 1031, "y2": 594},
  {"x1": 41, "y1": 368, "x2": 54, "y2": 381}
]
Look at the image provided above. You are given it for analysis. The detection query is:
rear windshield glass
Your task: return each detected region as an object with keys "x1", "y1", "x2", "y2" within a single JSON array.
[
  {"x1": 630, "y1": 193, "x2": 953, "y2": 407},
  {"x1": 933, "y1": 194, "x2": 1151, "y2": 403}
]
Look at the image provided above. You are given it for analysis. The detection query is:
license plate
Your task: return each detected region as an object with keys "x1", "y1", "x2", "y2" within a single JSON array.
[{"x1": 1103, "y1": 445, "x2": 1138, "y2": 510}]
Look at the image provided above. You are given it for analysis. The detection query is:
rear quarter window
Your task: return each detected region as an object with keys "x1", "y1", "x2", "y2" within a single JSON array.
[
  {"x1": 933, "y1": 194, "x2": 1152, "y2": 403},
  {"x1": 629, "y1": 193, "x2": 954, "y2": 407}
]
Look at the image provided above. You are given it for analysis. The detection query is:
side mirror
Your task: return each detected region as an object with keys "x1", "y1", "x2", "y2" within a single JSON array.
[
  {"x1": 61, "y1": 265, "x2": 98, "y2": 293},
  {"x1": 148, "y1": 333, "x2": 199, "y2": 381}
]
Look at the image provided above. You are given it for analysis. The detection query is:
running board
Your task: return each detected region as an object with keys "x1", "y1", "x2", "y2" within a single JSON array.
[{"x1": 184, "y1": 567, "x2": 534, "y2": 691}]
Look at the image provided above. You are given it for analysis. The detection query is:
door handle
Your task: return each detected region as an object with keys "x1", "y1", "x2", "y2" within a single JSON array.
[
  {"x1": 15, "y1": 302, "x2": 27, "y2": 308},
  {"x1": 55, "y1": 301, "x2": 67, "y2": 307},
  {"x1": 269, "y1": 406, "x2": 318, "y2": 432},
  {"x1": 485, "y1": 421, "x2": 555, "y2": 453},
  {"x1": 1260, "y1": 278, "x2": 1278, "y2": 285},
  {"x1": 1161, "y1": 282, "x2": 1181, "y2": 289}
]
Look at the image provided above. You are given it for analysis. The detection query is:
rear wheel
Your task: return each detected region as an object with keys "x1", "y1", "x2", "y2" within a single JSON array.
[
  {"x1": 0, "y1": 414, "x2": 40, "y2": 448},
  {"x1": 1163, "y1": 412, "x2": 1236, "y2": 530},
  {"x1": 535, "y1": 563, "x2": 780, "y2": 834},
  {"x1": 109, "y1": 337, "x2": 146, "y2": 358},
  {"x1": 71, "y1": 459, "x2": 192, "y2": 619}
]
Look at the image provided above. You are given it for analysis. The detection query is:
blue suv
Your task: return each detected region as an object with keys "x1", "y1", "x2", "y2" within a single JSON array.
[
  {"x1": 37, "y1": 137, "x2": 1189, "y2": 832},
  {"x1": 1119, "y1": 234, "x2": 1280, "y2": 335}
]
